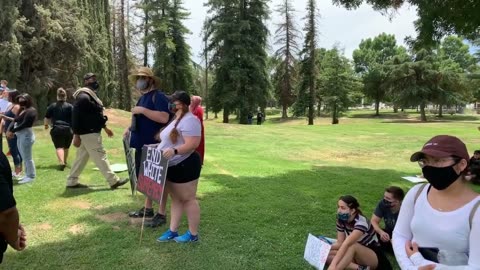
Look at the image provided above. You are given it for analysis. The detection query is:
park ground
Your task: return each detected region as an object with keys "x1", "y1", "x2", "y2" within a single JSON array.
[{"x1": 3, "y1": 109, "x2": 480, "y2": 269}]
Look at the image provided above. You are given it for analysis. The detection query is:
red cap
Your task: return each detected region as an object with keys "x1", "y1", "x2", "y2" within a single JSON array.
[{"x1": 410, "y1": 135, "x2": 469, "y2": 162}]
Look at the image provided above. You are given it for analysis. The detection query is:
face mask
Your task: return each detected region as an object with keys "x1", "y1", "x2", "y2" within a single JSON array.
[
  {"x1": 169, "y1": 102, "x2": 177, "y2": 112},
  {"x1": 88, "y1": 81, "x2": 99, "y2": 91},
  {"x1": 383, "y1": 199, "x2": 393, "y2": 208},
  {"x1": 337, "y1": 212, "x2": 350, "y2": 222},
  {"x1": 19, "y1": 100, "x2": 27, "y2": 107},
  {"x1": 136, "y1": 79, "x2": 149, "y2": 91},
  {"x1": 422, "y1": 164, "x2": 460, "y2": 190}
]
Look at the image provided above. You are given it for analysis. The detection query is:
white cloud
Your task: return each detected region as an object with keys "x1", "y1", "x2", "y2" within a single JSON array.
[{"x1": 183, "y1": 0, "x2": 418, "y2": 63}]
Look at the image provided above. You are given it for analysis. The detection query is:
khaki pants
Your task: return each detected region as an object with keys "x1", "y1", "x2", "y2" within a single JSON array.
[{"x1": 67, "y1": 133, "x2": 119, "y2": 187}]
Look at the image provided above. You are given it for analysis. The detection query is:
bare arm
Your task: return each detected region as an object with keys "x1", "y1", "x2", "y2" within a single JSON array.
[
  {"x1": 0, "y1": 206, "x2": 22, "y2": 250},
  {"x1": 329, "y1": 230, "x2": 364, "y2": 268},
  {"x1": 370, "y1": 214, "x2": 383, "y2": 234},
  {"x1": 135, "y1": 107, "x2": 170, "y2": 124},
  {"x1": 162, "y1": 135, "x2": 201, "y2": 159}
]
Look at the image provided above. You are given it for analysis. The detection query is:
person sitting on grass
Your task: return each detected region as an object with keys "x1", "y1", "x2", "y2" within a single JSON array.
[
  {"x1": 327, "y1": 195, "x2": 392, "y2": 270},
  {"x1": 370, "y1": 186, "x2": 405, "y2": 254}
]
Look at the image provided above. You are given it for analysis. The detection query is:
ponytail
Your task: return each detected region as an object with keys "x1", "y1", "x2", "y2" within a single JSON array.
[{"x1": 169, "y1": 106, "x2": 188, "y2": 144}]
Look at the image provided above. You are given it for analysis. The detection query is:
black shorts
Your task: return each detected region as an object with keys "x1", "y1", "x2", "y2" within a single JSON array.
[
  {"x1": 167, "y1": 152, "x2": 202, "y2": 184},
  {"x1": 50, "y1": 126, "x2": 73, "y2": 149},
  {"x1": 367, "y1": 243, "x2": 392, "y2": 270}
]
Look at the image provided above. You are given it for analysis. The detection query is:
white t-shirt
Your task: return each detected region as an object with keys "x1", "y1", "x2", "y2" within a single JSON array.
[
  {"x1": 0, "y1": 99, "x2": 11, "y2": 113},
  {"x1": 392, "y1": 184, "x2": 480, "y2": 270},
  {"x1": 156, "y1": 112, "x2": 201, "y2": 166}
]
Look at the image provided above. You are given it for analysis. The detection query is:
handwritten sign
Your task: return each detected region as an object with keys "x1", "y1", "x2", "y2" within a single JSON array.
[
  {"x1": 123, "y1": 132, "x2": 137, "y2": 195},
  {"x1": 137, "y1": 145, "x2": 168, "y2": 202},
  {"x1": 304, "y1": 234, "x2": 332, "y2": 270}
]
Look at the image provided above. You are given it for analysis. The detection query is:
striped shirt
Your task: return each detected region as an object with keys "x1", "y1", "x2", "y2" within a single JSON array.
[{"x1": 336, "y1": 213, "x2": 378, "y2": 247}]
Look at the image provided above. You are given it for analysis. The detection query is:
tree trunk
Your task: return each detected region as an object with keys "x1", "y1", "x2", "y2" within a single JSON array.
[
  {"x1": 143, "y1": 8, "x2": 149, "y2": 67},
  {"x1": 214, "y1": 112, "x2": 218, "y2": 119},
  {"x1": 223, "y1": 107, "x2": 229, "y2": 123},
  {"x1": 282, "y1": 105, "x2": 288, "y2": 119},
  {"x1": 332, "y1": 101, "x2": 339, "y2": 124},
  {"x1": 204, "y1": 33, "x2": 209, "y2": 119},
  {"x1": 438, "y1": 104, "x2": 443, "y2": 117},
  {"x1": 375, "y1": 99, "x2": 380, "y2": 116},
  {"x1": 420, "y1": 102, "x2": 427, "y2": 122},
  {"x1": 393, "y1": 104, "x2": 398, "y2": 113}
]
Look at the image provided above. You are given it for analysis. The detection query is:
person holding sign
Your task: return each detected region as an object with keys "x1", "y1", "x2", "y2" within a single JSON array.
[
  {"x1": 156, "y1": 91, "x2": 202, "y2": 243},
  {"x1": 370, "y1": 186, "x2": 404, "y2": 254},
  {"x1": 126, "y1": 67, "x2": 172, "y2": 228},
  {"x1": 393, "y1": 135, "x2": 480, "y2": 269},
  {"x1": 327, "y1": 195, "x2": 392, "y2": 270}
]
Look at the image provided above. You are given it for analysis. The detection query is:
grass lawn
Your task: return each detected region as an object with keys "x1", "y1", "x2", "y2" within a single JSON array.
[{"x1": 3, "y1": 109, "x2": 480, "y2": 269}]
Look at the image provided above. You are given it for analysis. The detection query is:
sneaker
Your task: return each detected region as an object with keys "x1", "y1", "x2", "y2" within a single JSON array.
[
  {"x1": 174, "y1": 230, "x2": 198, "y2": 243},
  {"x1": 128, "y1": 207, "x2": 154, "y2": 218},
  {"x1": 66, "y1": 183, "x2": 89, "y2": 189},
  {"x1": 145, "y1": 213, "x2": 166, "y2": 227},
  {"x1": 157, "y1": 229, "x2": 178, "y2": 242},
  {"x1": 12, "y1": 173, "x2": 23, "y2": 179},
  {"x1": 18, "y1": 177, "x2": 34, "y2": 184},
  {"x1": 110, "y1": 178, "x2": 129, "y2": 190}
]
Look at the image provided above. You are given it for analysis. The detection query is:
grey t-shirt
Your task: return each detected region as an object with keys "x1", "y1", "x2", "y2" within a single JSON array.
[
  {"x1": 374, "y1": 199, "x2": 399, "y2": 235},
  {"x1": 157, "y1": 112, "x2": 201, "y2": 166}
]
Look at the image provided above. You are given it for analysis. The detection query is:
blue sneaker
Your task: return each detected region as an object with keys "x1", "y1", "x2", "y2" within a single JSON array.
[
  {"x1": 157, "y1": 229, "x2": 178, "y2": 242},
  {"x1": 174, "y1": 230, "x2": 199, "y2": 243}
]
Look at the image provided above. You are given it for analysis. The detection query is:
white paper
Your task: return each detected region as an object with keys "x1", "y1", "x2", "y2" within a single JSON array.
[
  {"x1": 94, "y1": 163, "x2": 128, "y2": 172},
  {"x1": 304, "y1": 234, "x2": 332, "y2": 270},
  {"x1": 402, "y1": 176, "x2": 427, "y2": 183}
]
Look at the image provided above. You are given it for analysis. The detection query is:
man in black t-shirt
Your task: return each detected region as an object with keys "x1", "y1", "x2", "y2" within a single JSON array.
[
  {"x1": 0, "y1": 151, "x2": 26, "y2": 263},
  {"x1": 370, "y1": 186, "x2": 405, "y2": 253},
  {"x1": 44, "y1": 88, "x2": 74, "y2": 171}
]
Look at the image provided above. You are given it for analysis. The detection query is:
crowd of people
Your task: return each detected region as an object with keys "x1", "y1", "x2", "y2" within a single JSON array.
[{"x1": 0, "y1": 67, "x2": 207, "y2": 263}]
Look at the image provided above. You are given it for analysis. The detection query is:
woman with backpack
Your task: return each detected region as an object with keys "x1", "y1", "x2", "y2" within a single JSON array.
[{"x1": 393, "y1": 135, "x2": 480, "y2": 269}]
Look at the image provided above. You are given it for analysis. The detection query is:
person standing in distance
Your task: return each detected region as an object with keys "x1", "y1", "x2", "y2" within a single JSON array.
[{"x1": 66, "y1": 73, "x2": 128, "y2": 190}]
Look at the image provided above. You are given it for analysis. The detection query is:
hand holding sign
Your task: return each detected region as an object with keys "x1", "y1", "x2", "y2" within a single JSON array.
[{"x1": 137, "y1": 145, "x2": 169, "y2": 202}]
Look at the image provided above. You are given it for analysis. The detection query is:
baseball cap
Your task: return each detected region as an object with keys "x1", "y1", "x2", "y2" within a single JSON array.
[
  {"x1": 410, "y1": 135, "x2": 469, "y2": 162},
  {"x1": 83, "y1": 72, "x2": 96, "y2": 80},
  {"x1": 169, "y1": 91, "x2": 191, "y2": 106}
]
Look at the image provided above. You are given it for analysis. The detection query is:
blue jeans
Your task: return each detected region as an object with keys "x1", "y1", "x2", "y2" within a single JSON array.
[
  {"x1": 16, "y1": 128, "x2": 35, "y2": 179},
  {"x1": 7, "y1": 134, "x2": 22, "y2": 167}
]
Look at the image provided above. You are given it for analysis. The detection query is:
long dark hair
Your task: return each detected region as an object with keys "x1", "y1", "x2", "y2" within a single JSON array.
[
  {"x1": 8, "y1": 91, "x2": 20, "y2": 104},
  {"x1": 339, "y1": 195, "x2": 362, "y2": 215}
]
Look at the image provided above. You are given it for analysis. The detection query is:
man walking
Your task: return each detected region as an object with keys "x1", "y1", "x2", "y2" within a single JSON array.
[{"x1": 66, "y1": 73, "x2": 128, "y2": 189}]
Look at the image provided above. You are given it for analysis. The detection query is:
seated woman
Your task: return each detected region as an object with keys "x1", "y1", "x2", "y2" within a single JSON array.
[
  {"x1": 393, "y1": 135, "x2": 480, "y2": 269},
  {"x1": 327, "y1": 195, "x2": 392, "y2": 270},
  {"x1": 371, "y1": 186, "x2": 405, "y2": 253}
]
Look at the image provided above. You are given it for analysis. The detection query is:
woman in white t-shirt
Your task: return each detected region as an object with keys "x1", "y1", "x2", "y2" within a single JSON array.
[
  {"x1": 393, "y1": 135, "x2": 480, "y2": 270},
  {"x1": 156, "y1": 91, "x2": 202, "y2": 243}
]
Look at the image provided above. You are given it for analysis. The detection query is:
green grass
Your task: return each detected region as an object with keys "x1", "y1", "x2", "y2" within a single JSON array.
[{"x1": 4, "y1": 109, "x2": 480, "y2": 269}]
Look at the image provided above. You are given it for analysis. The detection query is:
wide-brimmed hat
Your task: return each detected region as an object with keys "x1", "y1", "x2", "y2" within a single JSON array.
[
  {"x1": 410, "y1": 135, "x2": 469, "y2": 162},
  {"x1": 128, "y1": 66, "x2": 160, "y2": 86}
]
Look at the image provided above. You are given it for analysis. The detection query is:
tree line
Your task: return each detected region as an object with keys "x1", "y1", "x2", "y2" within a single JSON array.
[{"x1": 0, "y1": 0, "x2": 479, "y2": 124}]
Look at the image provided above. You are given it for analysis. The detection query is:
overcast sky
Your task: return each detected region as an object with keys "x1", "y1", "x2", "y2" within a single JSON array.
[{"x1": 182, "y1": 0, "x2": 419, "y2": 64}]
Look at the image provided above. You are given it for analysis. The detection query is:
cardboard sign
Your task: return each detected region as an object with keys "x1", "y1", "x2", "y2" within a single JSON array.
[
  {"x1": 304, "y1": 234, "x2": 332, "y2": 270},
  {"x1": 137, "y1": 145, "x2": 168, "y2": 202},
  {"x1": 123, "y1": 132, "x2": 137, "y2": 195}
]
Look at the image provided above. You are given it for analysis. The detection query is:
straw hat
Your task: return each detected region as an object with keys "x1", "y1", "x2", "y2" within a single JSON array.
[{"x1": 128, "y1": 66, "x2": 161, "y2": 86}]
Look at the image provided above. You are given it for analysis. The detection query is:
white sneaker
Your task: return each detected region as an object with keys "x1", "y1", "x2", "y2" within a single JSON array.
[
  {"x1": 18, "y1": 177, "x2": 34, "y2": 184},
  {"x1": 12, "y1": 173, "x2": 23, "y2": 179}
]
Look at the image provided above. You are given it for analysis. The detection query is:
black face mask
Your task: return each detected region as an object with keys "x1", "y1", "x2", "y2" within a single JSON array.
[
  {"x1": 19, "y1": 101, "x2": 27, "y2": 107},
  {"x1": 422, "y1": 164, "x2": 460, "y2": 190},
  {"x1": 88, "y1": 81, "x2": 99, "y2": 91},
  {"x1": 383, "y1": 199, "x2": 393, "y2": 208}
]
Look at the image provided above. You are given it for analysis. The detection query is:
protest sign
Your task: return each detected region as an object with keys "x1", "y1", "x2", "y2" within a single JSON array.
[
  {"x1": 123, "y1": 132, "x2": 137, "y2": 195},
  {"x1": 137, "y1": 145, "x2": 169, "y2": 202},
  {"x1": 304, "y1": 233, "x2": 332, "y2": 270}
]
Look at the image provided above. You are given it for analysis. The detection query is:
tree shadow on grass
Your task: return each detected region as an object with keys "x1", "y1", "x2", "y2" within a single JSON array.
[{"x1": 4, "y1": 166, "x2": 410, "y2": 269}]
